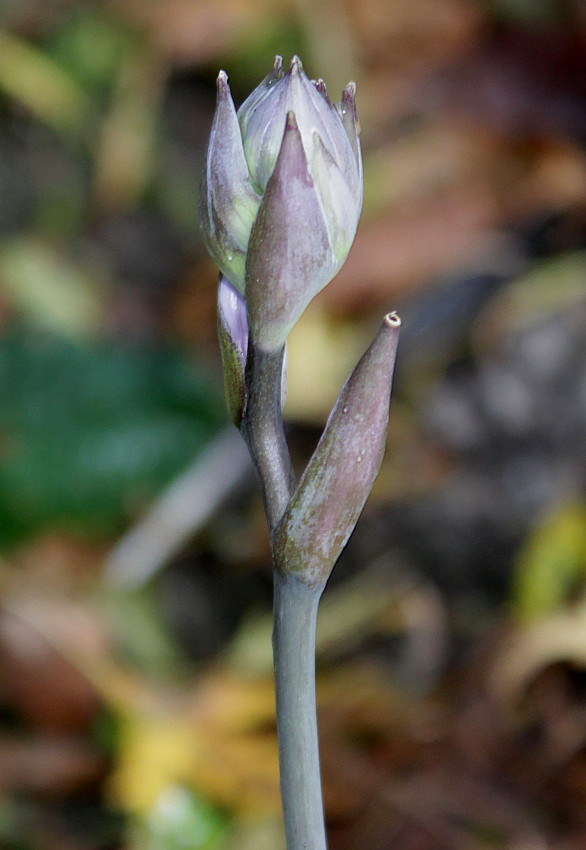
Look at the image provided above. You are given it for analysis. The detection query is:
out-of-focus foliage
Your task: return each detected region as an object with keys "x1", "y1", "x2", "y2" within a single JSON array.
[
  {"x1": 0, "y1": 325, "x2": 222, "y2": 546},
  {"x1": 512, "y1": 503, "x2": 586, "y2": 623},
  {"x1": 136, "y1": 786, "x2": 229, "y2": 850}
]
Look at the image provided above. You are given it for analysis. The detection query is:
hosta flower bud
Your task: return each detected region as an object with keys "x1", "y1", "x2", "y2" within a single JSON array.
[
  {"x1": 217, "y1": 275, "x2": 248, "y2": 427},
  {"x1": 199, "y1": 73, "x2": 261, "y2": 292},
  {"x1": 199, "y1": 56, "x2": 362, "y2": 349},
  {"x1": 217, "y1": 274, "x2": 287, "y2": 427},
  {"x1": 273, "y1": 313, "x2": 401, "y2": 588}
]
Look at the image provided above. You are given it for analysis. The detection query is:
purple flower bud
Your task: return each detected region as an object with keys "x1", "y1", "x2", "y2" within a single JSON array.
[
  {"x1": 239, "y1": 57, "x2": 361, "y2": 208},
  {"x1": 273, "y1": 313, "x2": 401, "y2": 588},
  {"x1": 199, "y1": 73, "x2": 261, "y2": 292},
  {"x1": 217, "y1": 275, "x2": 249, "y2": 426},
  {"x1": 217, "y1": 274, "x2": 287, "y2": 426},
  {"x1": 199, "y1": 57, "x2": 363, "y2": 348}
]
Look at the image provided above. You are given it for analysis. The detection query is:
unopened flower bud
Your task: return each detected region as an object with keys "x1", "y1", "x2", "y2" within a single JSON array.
[
  {"x1": 199, "y1": 56, "x2": 362, "y2": 349},
  {"x1": 217, "y1": 275, "x2": 288, "y2": 427},
  {"x1": 199, "y1": 73, "x2": 261, "y2": 291},
  {"x1": 217, "y1": 275, "x2": 248, "y2": 427},
  {"x1": 273, "y1": 313, "x2": 401, "y2": 588}
]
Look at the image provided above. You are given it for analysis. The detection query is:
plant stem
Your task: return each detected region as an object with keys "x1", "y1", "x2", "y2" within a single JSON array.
[
  {"x1": 241, "y1": 339, "x2": 326, "y2": 847},
  {"x1": 273, "y1": 570, "x2": 327, "y2": 850},
  {"x1": 241, "y1": 340, "x2": 295, "y2": 531}
]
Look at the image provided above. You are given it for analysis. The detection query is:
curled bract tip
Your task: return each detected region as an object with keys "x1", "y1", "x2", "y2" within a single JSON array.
[
  {"x1": 217, "y1": 70, "x2": 229, "y2": 89},
  {"x1": 385, "y1": 312, "x2": 401, "y2": 327},
  {"x1": 290, "y1": 55, "x2": 303, "y2": 73}
]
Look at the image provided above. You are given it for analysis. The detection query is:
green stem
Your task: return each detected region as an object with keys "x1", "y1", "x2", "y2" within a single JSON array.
[
  {"x1": 240, "y1": 341, "x2": 295, "y2": 531},
  {"x1": 273, "y1": 570, "x2": 327, "y2": 850},
  {"x1": 241, "y1": 340, "x2": 326, "y2": 847}
]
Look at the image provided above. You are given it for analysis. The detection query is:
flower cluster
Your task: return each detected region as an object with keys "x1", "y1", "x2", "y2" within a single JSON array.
[{"x1": 199, "y1": 56, "x2": 362, "y2": 352}]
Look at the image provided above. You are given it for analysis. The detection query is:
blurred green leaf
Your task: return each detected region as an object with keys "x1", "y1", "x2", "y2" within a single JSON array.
[
  {"x1": 0, "y1": 29, "x2": 93, "y2": 140},
  {"x1": 0, "y1": 237, "x2": 105, "y2": 337},
  {"x1": 0, "y1": 326, "x2": 223, "y2": 546},
  {"x1": 45, "y1": 7, "x2": 137, "y2": 99},
  {"x1": 105, "y1": 585, "x2": 186, "y2": 676},
  {"x1": 487, "y1": 0, "x2": 561, "y2": 24},
  {"x1": 512, "y1": 502, "x2": 586, "y2": 622},
  {"x1": 140, "y1": 787, "x2": 229, "y2": 850}
]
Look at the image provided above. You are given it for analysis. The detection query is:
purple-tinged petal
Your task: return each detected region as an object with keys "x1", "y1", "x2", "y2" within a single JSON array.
[
  {"x1": 310, "y1": 130, "x2": 359, "y2": 263},
  {"x1": 237, "y1": 55, "x2": 284, "y2": 154},
  {"x1": 312, "y1": 78, "x2": 331, "y2": 104},
  {"x1": 199, "y1": 71, "x2": 260, "y2": 292},
  {"x1": 335, "y1": 81, "x2": 362, "y2": 207},
  {"x1": 239, "y1": 56, "x2": 358, "y2": 196},
  {"x1": 217, "y1": 275, "x2": 248, "y2": 426}
]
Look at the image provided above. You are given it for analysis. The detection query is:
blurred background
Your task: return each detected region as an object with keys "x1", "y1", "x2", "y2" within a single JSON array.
[{"x1": 1, "y1": 0, "x2": 586, "y2": 847}]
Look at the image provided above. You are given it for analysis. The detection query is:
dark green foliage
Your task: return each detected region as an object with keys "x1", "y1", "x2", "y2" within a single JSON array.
[{"x1": 0, "y1": 327, "x2": 223, "y2": 546}]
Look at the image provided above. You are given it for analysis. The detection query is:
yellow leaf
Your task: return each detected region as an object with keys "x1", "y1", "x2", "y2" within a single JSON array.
[{"x1": 512, "y1": 502, "x2": 586, "y2": 623}]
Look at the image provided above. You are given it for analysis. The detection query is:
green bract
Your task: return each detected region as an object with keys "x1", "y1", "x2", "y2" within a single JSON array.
[{"x1": 199, "y1": 56, "x2": 362, "y2": 351}]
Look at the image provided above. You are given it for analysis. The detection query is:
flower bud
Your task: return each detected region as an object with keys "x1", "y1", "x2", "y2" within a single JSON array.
[
  {"x1": 238, "y1": 57, "x2": 361, "y2": 207},
  {"x1": 199, "y1": 57, "x2": 362, "y2": 348},
  {"x1": 217, "y1": 275, "x2": 287, "y2": 427},
  {"x1": 217, "y1": 275, "x2": 248, "y2": 427},
  {"x1": 199, "y1": 73, "x2": 261, "y2": 292},
  {"x1": 273, "y1": 313, "x2": 401, "y2": 589}
]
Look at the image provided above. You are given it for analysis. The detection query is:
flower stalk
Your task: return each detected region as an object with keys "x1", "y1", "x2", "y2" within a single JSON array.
[
  {"x1": 199, "y1": 56, "x2": 400, "y2": 850},
  {"x1": 273, "y1": 571, "x2": 326, "y2": 850}
]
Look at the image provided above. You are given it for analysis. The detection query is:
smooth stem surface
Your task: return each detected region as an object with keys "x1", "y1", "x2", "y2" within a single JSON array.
[
  {"x1": 273, "y1": 570, "x2": 327, "y2": 850},
  {"x1": 241, "y1": 341, "x2": 295, "y2": 530}
]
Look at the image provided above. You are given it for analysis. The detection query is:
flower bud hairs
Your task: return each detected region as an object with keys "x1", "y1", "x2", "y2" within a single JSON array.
[{"x1": 199, "y1": 56, "x2": 400, "y2": 850}]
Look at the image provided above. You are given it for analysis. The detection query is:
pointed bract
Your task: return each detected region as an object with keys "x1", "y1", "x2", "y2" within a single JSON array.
[
  {"x1": 273, "y1": 313, "x2": 401, "y2": 588},
  {"x1": 245, "y1": 113, "x2": 332, "y2": 351}
]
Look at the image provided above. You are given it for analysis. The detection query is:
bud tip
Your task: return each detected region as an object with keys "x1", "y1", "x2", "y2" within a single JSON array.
[
  {"x1": 343, "y1": 81, "x2": 357, "y2": 99},
  {"x1": 312, "y1": 78, "x2": 330, "y2": 103},
  {"x1": 290, "y1": 55, "x2": 303, "y2": 74},
  {"x1": 341, "y1": 82, "x2": 360, "y2": 133},
  {"x1": 217, "y1": 70, "x2": 229, "y2": 94}
]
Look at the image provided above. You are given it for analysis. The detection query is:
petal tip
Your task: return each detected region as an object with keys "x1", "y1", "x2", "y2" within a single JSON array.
[
  {"x1": 343, "y1": 81, "x2": 357, "y2": 99},
  {"x1": 217, "y1": 70, "x2": 230, "y2": 95},
  {"x1": 312, "y1": 78, "x2": 331, "y2": 103},
  {"x1": 341, "y1": 82, "x2": 360, "y2": 134},
  {"x1": 290, "y1": 55, "x2": 304, "y2": 75}
]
